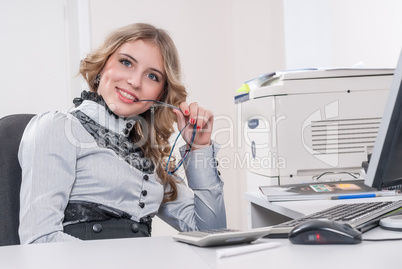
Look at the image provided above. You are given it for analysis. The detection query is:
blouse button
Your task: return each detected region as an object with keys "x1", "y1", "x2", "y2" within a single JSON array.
[
  {"x1": 139, "y1": 202, "x2": 145, "y2": 208},
  {"x1": 131, "y1": 223, "x2": 139, "y2": 233},
  {"x1": 92, "y1": 223, "x2": 102, "y2": 233},
  {"x1": 142, "y1": 190, "x2": 148, "y2": 196},
  {"x1": 126, "y1": 122, "x2": 133, "y2": 129},
  {"x1": 143, "y1": 175, "x2": 149, "y2": 181}
]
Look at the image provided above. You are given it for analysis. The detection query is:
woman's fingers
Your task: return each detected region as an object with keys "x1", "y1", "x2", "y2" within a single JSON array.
[
  {"x1": 179, "y1": 102, "x2": 190, "y2": 117},
  {"x1": 176, "y1": 101, "x2": 214, "y2": 149},
  {"x1": 173, "y1": 108, "x2": 186, "y2": 130},
  {"x1": 188, "y1": 102, "x2": 198, "y2": 125},
  {"x1": 178, "y1": 101, "x2": 214, "y2": 130}
]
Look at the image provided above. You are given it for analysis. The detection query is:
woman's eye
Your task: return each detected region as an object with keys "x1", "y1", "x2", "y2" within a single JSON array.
[
  {"x1": 120, "y1": 59, "x2": 131, "y2": 67},
  {"x1": 147, "y1": 73, "x2": 159, "y2": 82}
]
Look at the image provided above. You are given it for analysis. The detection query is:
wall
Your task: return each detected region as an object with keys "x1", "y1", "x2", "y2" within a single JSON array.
[
  {"x1": 0, "y1": 0, "x2": 89, "y2": 117},
  {"x1": 0, "y1": 0, "x2": 70, "y2": 117},
  {"x1": 329, "y1": 0, "x2": 402, "y2": 67},
  {"x1": 283, "y1": 0, "x2": 402, "y2": 69}
]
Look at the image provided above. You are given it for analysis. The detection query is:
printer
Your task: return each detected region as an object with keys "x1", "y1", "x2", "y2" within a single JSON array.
[{"x1": 236, "y1": 68, "x2": 394, "y2": 190}]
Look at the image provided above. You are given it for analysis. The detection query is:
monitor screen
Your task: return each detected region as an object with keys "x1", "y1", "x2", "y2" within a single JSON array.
[{"x1": 365, "y1": 50, "x2": 402, "y2": 190}]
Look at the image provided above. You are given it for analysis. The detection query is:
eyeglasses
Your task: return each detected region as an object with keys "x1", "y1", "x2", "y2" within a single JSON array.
[{"x1": 134, "y1": 99, "x2": 197, "y2": 175}]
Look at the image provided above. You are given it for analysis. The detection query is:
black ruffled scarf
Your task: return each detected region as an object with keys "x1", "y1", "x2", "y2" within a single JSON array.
[
  {"x1": 70, "y1": 91, "x2": 155, "y2": 174},
  {"x1": 73, "y1": 90, "x2": 119, "y2": 118}
]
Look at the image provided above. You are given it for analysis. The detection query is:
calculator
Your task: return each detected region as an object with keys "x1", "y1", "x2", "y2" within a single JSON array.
[{"x1": 172, "y1": 227, "x2": 272, "y2": 247}]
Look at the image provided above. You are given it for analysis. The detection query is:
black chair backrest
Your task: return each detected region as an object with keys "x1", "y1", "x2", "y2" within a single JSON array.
[{"x1": 0, "y1": 114, "x2": 35, "y2": 246}]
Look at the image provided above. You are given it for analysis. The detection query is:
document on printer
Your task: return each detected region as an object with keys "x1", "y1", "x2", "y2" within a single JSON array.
[{"x1": 259, "y1": 180, "x2": 397, "y2": 201}]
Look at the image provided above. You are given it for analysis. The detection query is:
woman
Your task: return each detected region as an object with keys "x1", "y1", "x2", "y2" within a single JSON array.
[{"x1": 18, "y1": 23, "x2": 226, "y2": 243}]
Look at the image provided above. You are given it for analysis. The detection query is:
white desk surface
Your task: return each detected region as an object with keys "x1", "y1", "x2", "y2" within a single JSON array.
[
  {"x1": 2, "y1": 194, "x2": 402, "y2": 269},
  {"x1": 1, "y1": 228, "x2": 402, "y2": 269}
]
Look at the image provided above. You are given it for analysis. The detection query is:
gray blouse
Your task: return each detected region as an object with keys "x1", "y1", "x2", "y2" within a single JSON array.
[{"x1": 18, "y1": 100, "x2": 226, "y2": 244}]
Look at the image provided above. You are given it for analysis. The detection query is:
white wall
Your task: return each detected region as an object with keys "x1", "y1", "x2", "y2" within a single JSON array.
[
  {"x1": 0, "y1": 0, "x2": 89, "y2": 118},
  {"x1": 283, "y1": 0, "x2": 402, "y2": 69},
  {"x1": 0, "y1": 0, "x2": 70, "y2": 117},
  {"x1": 329, "y1": 0, "x2": 402, "y2": 67}
]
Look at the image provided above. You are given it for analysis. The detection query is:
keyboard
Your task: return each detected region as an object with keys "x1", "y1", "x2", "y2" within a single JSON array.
[
  {"x1": 173, "y1": 227, "x2": 271, "y2": 247},
  {"x1": 268, "y1": 200, "x2": 402, "y2": 238}
]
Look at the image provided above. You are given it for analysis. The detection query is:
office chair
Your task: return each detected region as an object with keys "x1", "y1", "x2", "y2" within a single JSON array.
[{"x1": 0, "y1": 114, "x2": 35, "y2": 246}]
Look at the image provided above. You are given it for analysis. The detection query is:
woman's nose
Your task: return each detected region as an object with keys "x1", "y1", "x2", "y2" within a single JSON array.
[{"x1": 127, "y1": 72, "x2": 142, "y2": 89}]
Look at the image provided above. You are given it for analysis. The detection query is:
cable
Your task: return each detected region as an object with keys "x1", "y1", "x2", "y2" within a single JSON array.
[{"x1": 363, "y1": 237, "x2": 402, "y2": 242}]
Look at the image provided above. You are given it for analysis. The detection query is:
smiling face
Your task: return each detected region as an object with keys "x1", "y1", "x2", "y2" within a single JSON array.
[{"x1": 97, "y1": 39, "x2": 166, "y2": 117}]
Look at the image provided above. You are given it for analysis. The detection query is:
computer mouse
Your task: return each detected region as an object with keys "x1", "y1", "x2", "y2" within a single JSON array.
[{"x1": 288, "y1": 220, "x2": 362, "y2": 244}]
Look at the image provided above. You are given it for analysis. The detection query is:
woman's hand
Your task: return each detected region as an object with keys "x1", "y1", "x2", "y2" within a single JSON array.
[{"x1": 173, "y1": 101, "x2": 213, "y2": 150}]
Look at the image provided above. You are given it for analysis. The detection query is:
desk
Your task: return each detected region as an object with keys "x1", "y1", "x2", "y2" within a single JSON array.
[
  {"x1": 0, "y1": 228, "x2": 401, "y2": 269},
  {"x1": 245, "y1": 191, "x2": 402, "y2": 228},
  {"x1": 2, "y1": 194, "x2": 401, "y2": 269}
]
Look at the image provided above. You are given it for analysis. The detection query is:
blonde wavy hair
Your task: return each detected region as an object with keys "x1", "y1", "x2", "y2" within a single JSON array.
[{"x1": 79, "y1": 23, "x2": 187, "y2": 202}]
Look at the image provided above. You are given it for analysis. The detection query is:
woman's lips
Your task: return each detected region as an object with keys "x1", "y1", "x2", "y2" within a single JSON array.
[{"x1": 116, "y1": 88, "x2": 138, "y2": 103}]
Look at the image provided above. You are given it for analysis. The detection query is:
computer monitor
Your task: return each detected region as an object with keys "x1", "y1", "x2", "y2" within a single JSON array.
[{"x1": 365, "y1": 50, "x2": 402, "y2": 190}]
